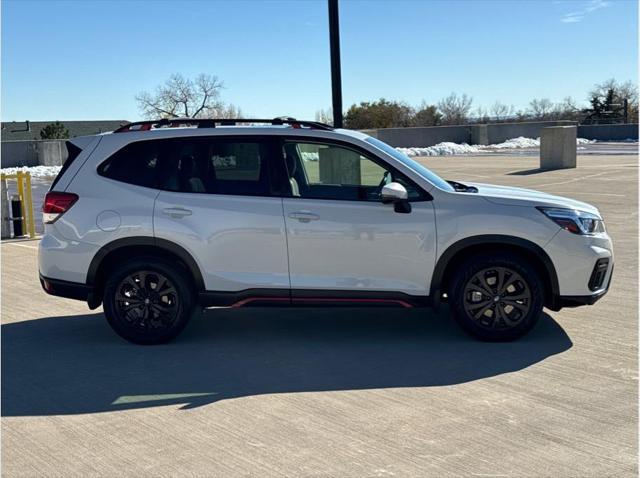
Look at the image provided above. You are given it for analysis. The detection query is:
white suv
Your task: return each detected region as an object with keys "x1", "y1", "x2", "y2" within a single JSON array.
[{"x1": 39, "y1": 118, "x2": 613, "y2": 344}]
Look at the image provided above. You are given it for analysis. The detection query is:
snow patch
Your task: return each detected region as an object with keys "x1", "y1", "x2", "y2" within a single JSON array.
[
  {"x1": 1, "y1": 165, "x2": 62, "y2": 178},
  {"x1": 485, "y1": 136, "x2": 540, "y2": 149},
  {"x1": 397, "y1": 137, "x2": 598, "y2": 157},
  {"x1": 397, "y1": 142, "x2": 481, "y2": 157}
]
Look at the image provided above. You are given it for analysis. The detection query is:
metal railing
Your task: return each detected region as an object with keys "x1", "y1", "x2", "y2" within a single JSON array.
[{"x1": 1, "y1": 171, "x2": 36, "y2": 239}]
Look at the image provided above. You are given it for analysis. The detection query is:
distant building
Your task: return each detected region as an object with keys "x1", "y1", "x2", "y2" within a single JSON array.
[{"x1": 1, "y1": 120, "x2": 129, "y2": 141}]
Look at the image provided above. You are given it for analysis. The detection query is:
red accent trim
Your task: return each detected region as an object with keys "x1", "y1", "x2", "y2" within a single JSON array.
[
  {"x1": 294, "y1": 297, "x2": 413, "y2": 308},
  {"x1": 230, "y1": 297, "x2": 290, "y2": 308},
  {"x1": 230, "y1": 296, "x2": 413, "y2": 308}
]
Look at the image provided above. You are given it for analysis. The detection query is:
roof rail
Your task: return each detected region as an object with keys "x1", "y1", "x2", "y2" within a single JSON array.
[{"x1": 113, "y1": 117, "x2": 334, "y2": 133}]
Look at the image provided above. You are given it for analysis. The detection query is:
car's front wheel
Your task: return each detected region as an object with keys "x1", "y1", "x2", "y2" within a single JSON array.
[
  {"x1": 448, "y1": 253, "x2": 544, "y2": 341},
  {"x1": 103, "y1": 258, "x2": 195, "y2": 344}
]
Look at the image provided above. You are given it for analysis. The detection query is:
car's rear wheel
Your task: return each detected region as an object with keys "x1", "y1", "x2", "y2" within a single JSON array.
[
  {"x1": 103, "y1": 258, "x2": 195, "y2": 344},
  {"x1": 448, "y1": 253, "x2": 543, "y2": 341}
]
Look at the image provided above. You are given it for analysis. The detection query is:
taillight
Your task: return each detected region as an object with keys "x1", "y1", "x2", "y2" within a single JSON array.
[{"x1": 43, "y1": 192, "x2": 78, "y2": 224}]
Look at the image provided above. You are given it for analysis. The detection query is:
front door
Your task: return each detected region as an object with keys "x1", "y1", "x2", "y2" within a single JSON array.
[{"x1": 281, "y1": 139, "x2": 436, "y2": 296}]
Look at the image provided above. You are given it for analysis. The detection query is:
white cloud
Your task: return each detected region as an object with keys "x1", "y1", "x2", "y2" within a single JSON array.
[{"x1": 561, "y1": 0, "x2": 610, "y2": 23}]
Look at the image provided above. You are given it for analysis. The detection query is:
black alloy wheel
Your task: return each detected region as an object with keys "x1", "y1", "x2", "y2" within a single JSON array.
[
  {"x1": 103, "y1": 258, "x2": 195, "y2": 344},
  {"x1": 449, "y1": 253, "x2": 544, "y2": 341}
]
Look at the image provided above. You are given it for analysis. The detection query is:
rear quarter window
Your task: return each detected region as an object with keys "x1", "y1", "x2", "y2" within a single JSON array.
[{"x1": 98, "y1": 140, "x2": 160, "y2": 189}]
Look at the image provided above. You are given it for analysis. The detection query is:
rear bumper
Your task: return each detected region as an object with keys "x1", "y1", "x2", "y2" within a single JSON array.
[{"x1": 39, "y1": 275, "x2": 93, "y2": 302}]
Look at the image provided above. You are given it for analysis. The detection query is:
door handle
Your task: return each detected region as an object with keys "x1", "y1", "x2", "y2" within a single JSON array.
[
  {"x1": 162, "y1": 207, "x2": 193, "y2": 218},
  {"x1": 288, "y1": 211, "x2": 320, "y2": 223}
]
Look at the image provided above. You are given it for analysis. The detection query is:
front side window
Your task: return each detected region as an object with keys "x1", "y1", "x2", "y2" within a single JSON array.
[{"x1": 284, "y1": 140, "x2": 426, "y2": 201}]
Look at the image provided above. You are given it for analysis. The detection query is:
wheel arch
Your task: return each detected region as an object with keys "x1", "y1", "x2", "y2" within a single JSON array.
[
  {"x1": 86, "y1": 237, "x2": 205, "y2": 308},
  {"x1": 430, "y1": 235, "x2": 560, "y2": 308}
]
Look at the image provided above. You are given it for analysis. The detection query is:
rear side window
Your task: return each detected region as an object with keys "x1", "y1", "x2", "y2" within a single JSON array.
[
  {"x1": 50, "y1": 141, "x2": 83, "y2": 190},
  {"x1": 98, "y1": 137, "x2": 286, "y2": 197},
  {"x1": 210, "y1": 142, "x2": 261, "y2": 181},
  {"x1": 98, "y1": 140, "x2": 160, "y2": 189}
]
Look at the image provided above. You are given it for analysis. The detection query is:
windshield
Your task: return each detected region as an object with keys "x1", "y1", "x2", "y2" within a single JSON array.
[{"x1": 365, "y1": 137, "x2": 455, "y2": 193}]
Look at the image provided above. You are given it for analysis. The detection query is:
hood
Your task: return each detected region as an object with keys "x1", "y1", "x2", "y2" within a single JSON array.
[{"x1": 466, "y1": 182, "x2": 601, "y2": 217}]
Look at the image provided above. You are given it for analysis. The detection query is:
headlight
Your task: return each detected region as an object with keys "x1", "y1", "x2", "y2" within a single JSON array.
[{"x1": 537, "y1": 207, "x2": 605, "y2": 235}]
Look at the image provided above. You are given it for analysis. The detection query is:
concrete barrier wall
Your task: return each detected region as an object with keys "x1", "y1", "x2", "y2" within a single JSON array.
[
  {"x1": 1, "y1": 140, "x2": 67, "y2": 168},
  {"x1": 376, "y1": 125, "x2": 470, "y2": 148},
  {"x1": 1, "y1": 141, "x2": 40, "y2": 167},
  {"x1": 368, "y1": 121, "x2": 576, "y2": 147},
  {"x1": 364, "y1": 121, "x2": 637, "y2": 147},
  {"x1": 577, "y1": 124, "x2": 639, "y2": 141},
  {"x1": 484, "y1": 121, "x2": 576, "y2": 144}
]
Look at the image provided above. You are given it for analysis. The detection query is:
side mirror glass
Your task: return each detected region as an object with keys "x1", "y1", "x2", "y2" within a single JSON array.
[{"x1": 380, "y1": 182, "x2": 408, "y2": 203}]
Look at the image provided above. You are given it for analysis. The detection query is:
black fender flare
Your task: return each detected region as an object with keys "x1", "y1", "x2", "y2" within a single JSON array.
[
  {"x1": 86, "y1": 236, "x2": 205, "y2": 291},
  {"x1": 429, "y1": 234, "x2": 560, "y2": 300}
]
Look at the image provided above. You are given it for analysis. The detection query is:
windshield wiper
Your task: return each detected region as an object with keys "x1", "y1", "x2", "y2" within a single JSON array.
[{"x1": 447, "y1": 180, "x2": 478, "y2": 193}]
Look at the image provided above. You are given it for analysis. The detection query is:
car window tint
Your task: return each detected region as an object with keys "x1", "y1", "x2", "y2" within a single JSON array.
[
  {"x1": 209, "y1": 142, "x2": 261, "y2": 181},
  {"x1": 98, "y1": 140, "x2": 160, "y2": 188},
  {"x1": 99, "y1": 137, "x2": 283, "y2": 197},
  {"x1": 167, "y1": 138, "x2": 272, "y2": 196},
  {"x1": 285, "y1": 141, "x2": 425, "y2": 201}
]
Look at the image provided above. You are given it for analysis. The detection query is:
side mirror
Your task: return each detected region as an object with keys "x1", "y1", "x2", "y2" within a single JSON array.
[
  {"x1": 381, "y1": 182, "x2": 408, "y2": 203},
  {"x1": 381, "y1": 182, "x2": 411, "y2": 214}
]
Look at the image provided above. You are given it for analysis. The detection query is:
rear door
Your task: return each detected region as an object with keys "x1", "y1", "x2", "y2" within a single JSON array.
[{"x1": 153, "y1": 135, "x2": 291, "y2": 292}]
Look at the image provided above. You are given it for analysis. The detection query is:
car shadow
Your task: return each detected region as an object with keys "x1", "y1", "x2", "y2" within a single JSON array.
[
  {"x1": 507, "y1": 167, "x2": 562, "y2": 176},
  {"x1": 2, "y1": 307, "x2": 572, "y2": 417}
]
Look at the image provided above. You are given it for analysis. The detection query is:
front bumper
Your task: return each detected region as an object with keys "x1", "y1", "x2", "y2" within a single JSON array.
[
  {"x1": 544, "y1": 227, "x2": 614, "y2": 310},
  {"x1": 552, "y1": 263, "x2": 613, "y2": 310},
  {"x1": 545, "y1": 227, "x2": 613, "y2": 288}
]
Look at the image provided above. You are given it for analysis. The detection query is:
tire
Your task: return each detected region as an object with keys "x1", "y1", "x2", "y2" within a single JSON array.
[
  {"x1": 103, "y1": 257, "x2": 195, "y2": 345},
  {"x1": 448, "y1": 252, "x2": 544, "y2": 341}
]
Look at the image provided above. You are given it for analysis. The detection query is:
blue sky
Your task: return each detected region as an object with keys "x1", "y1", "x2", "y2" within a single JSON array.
[{"x1": 2, "y1": 0, "x2": 637, "y2": 121}]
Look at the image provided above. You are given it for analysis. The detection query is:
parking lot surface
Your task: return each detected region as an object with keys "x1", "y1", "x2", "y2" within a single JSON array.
[{"x1": 2, "y1": 154, "x2": 637, "y2": 477}]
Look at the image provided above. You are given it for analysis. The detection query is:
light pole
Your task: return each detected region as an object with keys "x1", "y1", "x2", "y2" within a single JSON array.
[{"x1": 328, "y1": 0, "x2": 343, "y2": 127}]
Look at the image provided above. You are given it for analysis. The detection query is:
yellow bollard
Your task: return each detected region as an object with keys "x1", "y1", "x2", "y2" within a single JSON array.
[
  {"x1": 24, "y1": 172, "x2": 36, "y2": 238},
  {"x1": 1, "y1": 171, "x2": 36, "y2": 239}
]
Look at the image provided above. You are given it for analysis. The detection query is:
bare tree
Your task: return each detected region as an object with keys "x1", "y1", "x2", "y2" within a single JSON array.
[
  {"x1": 216, "y1": 104, "x2": 243, "y2": 119},
  {"x1": 528, "y1": 98, "x2": 554, "y2": 120},
  {"x1": 315, "y1": 108, "x2": 333, "y2": 125},
  {"x1": 136, "y1": 73, "x2": 241, "y2": 119},
  {"x1": 473, "y1": 106, "x2": 490, "y2": 124},
  {"x1": 490, "y1": 101, "x2": 515, "y2": 122},
  {"x1": 437, "y1": 93, "x2": 473, "y2": 125},
  {"x1": 553, "y1": 96, "x2": 581, "y2": 121}
]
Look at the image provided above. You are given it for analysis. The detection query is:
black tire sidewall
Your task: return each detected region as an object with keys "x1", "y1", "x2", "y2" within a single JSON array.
[
  {"x1": 103, "y1": 257, "x2": 195, "y2": 345},
  {"x1": 449, "y1": 253, "x2": 544, "y2": 341}
]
